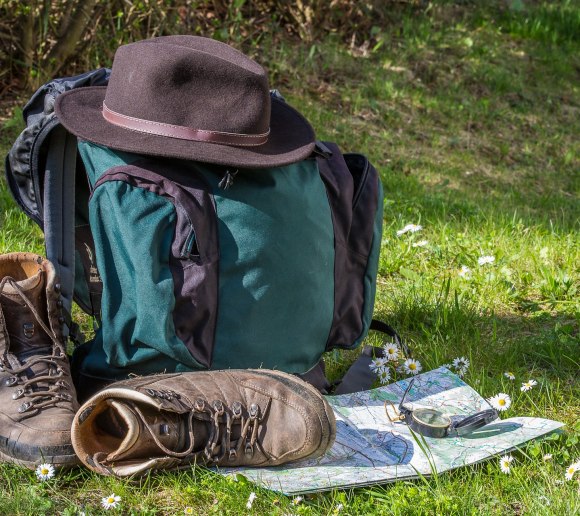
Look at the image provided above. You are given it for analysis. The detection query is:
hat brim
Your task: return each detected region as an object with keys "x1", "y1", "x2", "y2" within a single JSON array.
[{"x1": 55, "y1": 86, "x2": 315, "y2": 169}]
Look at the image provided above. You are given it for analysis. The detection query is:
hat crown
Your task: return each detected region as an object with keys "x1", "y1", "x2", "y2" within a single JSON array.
[{"x1": 104, "y1": 36, "x2": 271, "y2": 136}]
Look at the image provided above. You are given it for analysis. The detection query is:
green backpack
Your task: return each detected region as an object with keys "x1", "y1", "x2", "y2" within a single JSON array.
[{"x1": 6, "y1": 71, "x2": 390, "y2": 399}]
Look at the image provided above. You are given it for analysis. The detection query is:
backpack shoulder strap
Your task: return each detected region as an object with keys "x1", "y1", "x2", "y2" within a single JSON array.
[{"x1": 43, "y1": 124, "x2": 78, "y2": 338}]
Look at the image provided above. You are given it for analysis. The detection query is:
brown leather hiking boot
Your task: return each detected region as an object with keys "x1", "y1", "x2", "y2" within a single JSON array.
[
  {"x1": 71, "y1": 369, "x2": 336, "y2": 477},
  {"x1": 0, "y1": 252, "x2": 79, "y2": 468}
]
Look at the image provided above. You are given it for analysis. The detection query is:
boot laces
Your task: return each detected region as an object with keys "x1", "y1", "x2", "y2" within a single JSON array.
[
  {"x1": 128, "y1": 397, "x2": 266, "y2": 463},
  {"x1": 0, "y1": 277, "x2": 73, "y2": 416},
  {"x1": 200, "y1": 398, "x2": 264, "y2": 463}
]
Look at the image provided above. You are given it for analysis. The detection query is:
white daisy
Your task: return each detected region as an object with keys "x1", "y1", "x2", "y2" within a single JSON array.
[
  {"x1": 397, "y1": 223, "x2": 422, "y2": 236},
  {"x1": 440, "y1": 363, "x2": 452, "y2": 370},
  {"x1": 412, "y1": 240, "x2": 428, "y2": 247},
  {"x1": 246, "y1": 492, "x2": 257, "y2": 509},
  {"x1": 334, "y1": 503, "x2": 344, "y2": 513},
  {"x1": 565, "y1": 461, "x2": 579, "y2": 481},
  {"x1": 488, "y1": 393, "x2": 511, "y2": 412},
  {"x1": 538, "y1": 495, "x2": 551, "y2": 506},
  {"x1": 369, "y1": 357, "x2": 388, "y2": 373},
  {"x1": 377, "y1": 368, "x2": 391, "y2": 385},
  {"x1": 101, "y1": 494, "x2": 121, "y2": 510},
  {"x1": 403, "y1": 358, "x2": 422, "y2": 375},
  {"x1": 184, "y1": 508, "x2": 194, "y2": 515},
  {"x1": 543, "y1": 453, "x2": 553, "y2": 461},
  {"x1": 383, "y1": 342, "x2": 400, "y2": 361},
  {"x1": 458, "y1": 265, "x2": 472, "y2": 279},
  {"x1": 504, "y1": 371, "x2": 515, "y2": 380},
  {"x1": 453, "y1": 356, "x2": 470, "y2": 370},
  {"x1": 292, "y1": 496, "x2": 303, "y2": 505},
  {"x1": 478, "y1": 255, "x2": 495, "y2": 266},
  {"x1": 499, "y1": 454, "x2": 514, "y2": 474},
  {"x1": 35, "y1": 463, "x2": 55, "y2": 481},
  {"x1": 520, "y1": 379, "x2": 538, "y2": 392},
  {"x1": 452, "y1": 356, "x2": 470, "y2": 376}
]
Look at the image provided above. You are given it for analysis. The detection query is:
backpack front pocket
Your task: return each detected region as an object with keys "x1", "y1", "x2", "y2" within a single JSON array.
[{"x1": 89, "y1": 159, "x2": 219, "y2": 370}]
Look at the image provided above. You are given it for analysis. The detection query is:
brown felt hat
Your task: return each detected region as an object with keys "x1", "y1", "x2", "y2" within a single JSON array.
[{"x1": 55, "y1": 36, "x2": 315, "y2": 168}]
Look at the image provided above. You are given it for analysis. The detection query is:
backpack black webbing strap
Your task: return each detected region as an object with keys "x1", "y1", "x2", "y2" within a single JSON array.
[
  {"x1": 299, "y1": 319, "x2": 410, "y2": 395},
  {"x1": 43, "y1": 124, "x2": 82, "y2": 343}
]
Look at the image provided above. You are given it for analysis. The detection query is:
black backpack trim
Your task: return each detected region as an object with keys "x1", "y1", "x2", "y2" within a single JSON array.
[{"x1": 5, "y1": 69, "x2": 111, "y2": 337}]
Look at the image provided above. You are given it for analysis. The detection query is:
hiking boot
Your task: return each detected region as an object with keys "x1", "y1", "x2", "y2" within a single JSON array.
[
  {"x1": 71, "y1": 369, "x2": 336, "y2": 477},
  {"x1": 0, "y1": 252, "x2": 79, "y2": 469}
]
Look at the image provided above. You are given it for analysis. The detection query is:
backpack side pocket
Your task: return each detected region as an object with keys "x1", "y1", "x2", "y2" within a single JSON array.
[{"x1": 318, "y1": 144, "x2": 382, "y2": 350}]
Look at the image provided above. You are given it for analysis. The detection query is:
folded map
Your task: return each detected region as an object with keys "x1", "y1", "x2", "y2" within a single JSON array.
[{"x1": 223, "y1": 367, "x2": 564, "y2": 495}]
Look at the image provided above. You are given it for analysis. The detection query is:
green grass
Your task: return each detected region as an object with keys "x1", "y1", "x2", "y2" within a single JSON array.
[{"x1": 1, "y1": 1, "x2": 579, "y2": 514}]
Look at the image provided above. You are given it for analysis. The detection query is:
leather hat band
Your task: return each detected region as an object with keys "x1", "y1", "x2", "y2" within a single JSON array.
[{"x1": 102, "y1": 103, "x2": 270, "y2": 147}]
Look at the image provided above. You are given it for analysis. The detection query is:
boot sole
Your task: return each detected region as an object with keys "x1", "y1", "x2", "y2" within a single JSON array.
[{"x1": 0, "y1": 441, "x2": 80, "y2": 470}]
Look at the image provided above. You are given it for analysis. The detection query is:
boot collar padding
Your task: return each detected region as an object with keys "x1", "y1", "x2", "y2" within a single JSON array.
[
  {"x1": 71, "y1": 388, "x2": 160, "y2": 460},
  {"x1": 0, "y1": 270, "x2": 43, "y2": 295},
  {"x1": 105, "y1": 400, "x2": 141, "y2": 462}
]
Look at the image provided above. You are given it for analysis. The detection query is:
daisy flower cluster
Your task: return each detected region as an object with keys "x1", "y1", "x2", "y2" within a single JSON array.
[
  {"x1": 369, "y1": 340, "x2": 421, "y2": 385},
  {"x1": 498, "y1": 456, "x2": 580, "y2": 482},
  {"x1": 458, "y1": 254, "x2": 497, "y2": 279},
  {"x1": 487, "y1": 372, "x2": 540, "y2": 415},
  {"x1": 396, "y1": 223, "x2": 428, "y2": 249},
  {"x1": 503, "y1": 370, "x2": 539, "y2": 393},
  {"x1": 396, "y1": 223, "x2": 422, "y2": 236},
  {"x1": 440, "y1": 357, "x2": 470, "y2": 378},
  {"x1": 451, "y1": 356, "x2": 470, "y2": 377}
]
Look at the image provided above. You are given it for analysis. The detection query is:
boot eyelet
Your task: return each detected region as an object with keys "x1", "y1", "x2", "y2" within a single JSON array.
[
  {"x1": 228, "y1": 449, "x2": 237, "y2": 461},
  {"x1": 54, "y1": 283, "x2": 61, "y2": 292},
  {"x1": 146, "y1": 388, "x2": 157, "y2": 397},
  {"x1": 231, "y1": 401, "x2": 242, "y2": 417},
  {"x1": 249, "y1": 403, "x2": 259, "y2": 419},
  {"x1": 212, "y1": 400, "x2": 224, "y2": 414},
  {"x1": 4, "y1": 376, "x2": 18, "y2": 387},
  {"x1": 244, "y1": 442, "x2": 254, "y2": 457},
  {"x1": 18, "y1": 402, "x2": 32, "y2": 413},
  {"x1": 12, "y1": 389, "x2": 25, "y2": 400}
]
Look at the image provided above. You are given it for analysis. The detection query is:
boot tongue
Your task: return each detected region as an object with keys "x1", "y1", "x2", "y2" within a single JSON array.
[
  {"x1": 105, "y1": 400, "x2": 187, "y2": 462},
  {"x1": 0, "y1": 269, "x2": 52, "y2": 358}
]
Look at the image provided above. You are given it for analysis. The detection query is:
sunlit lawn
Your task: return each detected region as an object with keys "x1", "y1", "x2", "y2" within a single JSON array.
[{"x1": 0, "y1": 2, "x2": 578, "y2": 514}]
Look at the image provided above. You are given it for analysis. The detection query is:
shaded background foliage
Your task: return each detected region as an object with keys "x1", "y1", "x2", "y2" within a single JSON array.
[
  {"x1": 2, "y1": 0, "x2": 578, "y2": 99},
  {"x1": 0, "y1": 0, "x2": 406, "y2": 95}
]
